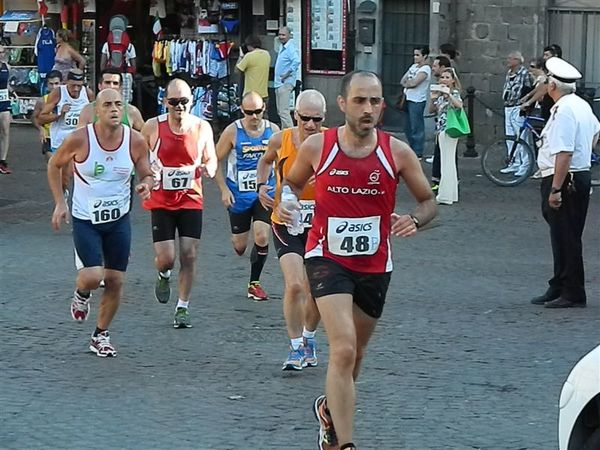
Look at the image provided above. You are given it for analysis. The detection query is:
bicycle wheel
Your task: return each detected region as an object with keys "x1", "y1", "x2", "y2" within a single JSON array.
[{"x1": 481, "y1": 137, "x2": 536, "y2": 187}]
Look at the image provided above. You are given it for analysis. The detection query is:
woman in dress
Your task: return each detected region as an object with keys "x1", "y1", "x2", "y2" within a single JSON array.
[
  {"x1": 52, "y1": 29, "x2": 86, "y2": 81},
  {"x1": 400, "y1": 46, "x2": 431, "y2": 159},
  {"x1": 429, "y1": 68, "x2": 463, "y2": 205}
]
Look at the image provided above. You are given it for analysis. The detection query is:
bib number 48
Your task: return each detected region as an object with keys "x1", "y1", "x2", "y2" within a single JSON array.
[
  {"x1": 339, "y1": 235, "x2": 371, "y2": 254},
  {"x1": 327, "y1": 216, "x2": 381, "y2": 256}
]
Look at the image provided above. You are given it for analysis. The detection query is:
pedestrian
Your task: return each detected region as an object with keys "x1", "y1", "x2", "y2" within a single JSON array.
[
  {"x1": 278, "y1": 71, "x2": 437, "y2": 450},
  {"x1": 0, "y1": 45, "x2": 13, "y2": 174},
  {"x1": 47, "y1": 88, "x2": 154, "y2": 357},
  {"x1": 540, "y1": 45, "x2": 563, "y2": 122},
  {"x1": 100, "y1": 17, "x2": 137, "y2": 104},
  {"x1": 78, "y1": 67, "x2": 144, "y2": 131},
  {"x1": 428, "y1": 68, "x2": 463, "y2": 205},
  {"x1": 425, "y1": 55, "x2": 452, "y2": 190},
  {"x1": 214, "y1": 91, "x2": 280, "y2": 301},
  {"x1": 400, "y1": 46, "x2": 431, "y2": 159},
  {"x1": 52, "y1": 29, "x2": 86, "y2": 81},
  {"x1": 141, "y1": 78, "x2": 218, "y2": 328},
  {"x1": 32, "y1": 70, "x2": 62, "y2": 161},
  {"x1": 439, "y1": 42, "x2": 460, "y2": 74},
  {"x1": 236, "y1": 35, "x2": 271, "y2": 112},
  {"x1": 256, "y1": 89, "x2": 324, "y2": 371},
  {"x1": 530, "y1": 57, "x2": 599, "y2": 309},
  {"x1": 274, "y1": 26, "x2": 300, "y2": 129},
  {"x1": 500, "y1": 51, "x2": 533, "y2": 177}
]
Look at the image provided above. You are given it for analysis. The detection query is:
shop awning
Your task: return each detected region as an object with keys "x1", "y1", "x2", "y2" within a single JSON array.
[{"x1": 0, "y1": 10, "x2": 41, "y2": 33}]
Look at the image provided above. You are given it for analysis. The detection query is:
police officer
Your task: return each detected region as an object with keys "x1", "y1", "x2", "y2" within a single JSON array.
[{"x1": 531, "y1": 57, "x2": 600, "y2": 308}]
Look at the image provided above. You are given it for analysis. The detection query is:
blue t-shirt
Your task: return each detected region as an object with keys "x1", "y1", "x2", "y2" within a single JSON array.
[
  {"x1": 36, "y1": 27, "x2": 56, "y2": 74},
  {"x1": 226, "y1": 119, "x2": 275, "y2": 213}
]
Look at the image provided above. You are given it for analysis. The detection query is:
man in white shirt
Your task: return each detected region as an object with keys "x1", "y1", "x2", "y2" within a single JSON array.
[{"x1": 530, "y1": 57, "x2": 600, "y2": 309}]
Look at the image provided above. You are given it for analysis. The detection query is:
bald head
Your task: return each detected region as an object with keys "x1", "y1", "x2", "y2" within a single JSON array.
[
  {"x1": 295, "y1": 89, "x2": 326, "y2": 114},
  {"x1": 95, "y1": 88, "x2": 124, "y2": 126},
  {"x1": 241, "y1": 91, "x2": 264, "y2": 109},
  {"x1": 96, "y1": 88, "x2": 122, "y2": 104},
  {"x1": 166, "y1": 78, "x2": 192, "y2": 98}
]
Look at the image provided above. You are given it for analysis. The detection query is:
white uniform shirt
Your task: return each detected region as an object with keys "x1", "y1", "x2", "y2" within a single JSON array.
[
  {"x1": 537, "y1": 93, "x2": 600, "y2": 172},
  {"x1": 50, "y1": 85, "x2": 90, "y2": 150}
]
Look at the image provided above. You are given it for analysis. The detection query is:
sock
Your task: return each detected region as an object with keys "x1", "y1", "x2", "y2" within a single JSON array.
[
  {"x1": 303, "y1": 328, "x2": 316, "y2": 339},
  {"x1": 76, "y1": 289, "x2": 91, "y2": 300},
  {"x1": 93, "y1": 327, "x2": 106, "y2": 337},
  {"x1": 249, "y1": 244, "x2": 268, "y2": 283},
  {"x1": 176, "y1": 299, "x2": 189, "y2": 309},
  {"x1": 159, "y1": 269, "x2": 171, "y2": 279},
  {"x1": 290, "y1": 337, "x2": 303, "y2": 350}
]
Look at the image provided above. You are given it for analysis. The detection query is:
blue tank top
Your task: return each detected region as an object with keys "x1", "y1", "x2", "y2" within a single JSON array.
[
  {"x1": 226, "y1": 119, "x2": 275, "y2": 213},
  {"x1": 0, "y1": 63, "x2": 10, "y2": 111},
  {"x1": 36, "y1": 27, "x2": 56, "y2": 74}
]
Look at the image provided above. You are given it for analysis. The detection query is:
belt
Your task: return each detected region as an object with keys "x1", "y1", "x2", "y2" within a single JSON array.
[{"x1": 540, "y1": 168, "x2": 589, "y2": 178}]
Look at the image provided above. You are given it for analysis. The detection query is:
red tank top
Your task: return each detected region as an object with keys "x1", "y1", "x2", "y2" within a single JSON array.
[
  {"x1": 305, "y1": 128, "x2": 398, "y2": 273},
  {"x1": 143, "y1": 114, "x2": 204, "y2": 210}
]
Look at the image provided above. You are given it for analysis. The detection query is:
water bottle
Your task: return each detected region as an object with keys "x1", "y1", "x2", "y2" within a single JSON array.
[{"x1": 281, "y1": 185, "x2": 303, "y2": 236}]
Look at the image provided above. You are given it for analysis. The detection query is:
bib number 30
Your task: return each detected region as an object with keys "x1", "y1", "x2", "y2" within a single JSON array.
[{"x1": 327, "y1": 216, "x2": 381, "y2": 256}]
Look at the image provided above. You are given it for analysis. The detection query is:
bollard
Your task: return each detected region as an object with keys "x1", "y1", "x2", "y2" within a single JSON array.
[{"x1": 464, "y1": 86, "x2": 478, "y2": 157}]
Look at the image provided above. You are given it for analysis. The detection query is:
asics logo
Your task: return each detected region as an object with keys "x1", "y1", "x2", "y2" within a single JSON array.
[
  {"x1": 329, "y1": 168, "x2": 349, "y2": 176},
  {"x1": 335, "y1": 221, "x2": 373, "y2": 233}
]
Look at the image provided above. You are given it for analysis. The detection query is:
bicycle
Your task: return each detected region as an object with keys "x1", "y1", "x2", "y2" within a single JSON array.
[{"x1": 481, "y1": 114, "x2": 545, "y2": 187}]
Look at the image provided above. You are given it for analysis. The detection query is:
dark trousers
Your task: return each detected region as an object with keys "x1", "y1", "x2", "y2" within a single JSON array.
[{"x1": 540, "y1": 171, "x2": 591, "y2": 303}]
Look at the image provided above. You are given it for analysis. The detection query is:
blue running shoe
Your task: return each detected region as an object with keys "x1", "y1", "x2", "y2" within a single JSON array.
[
  {"x1": 282, "y1": 346, "x2": 306, "y2": 371},
  {"x1": 304, "y1": 337, "x2": 318, "y2": 367}
]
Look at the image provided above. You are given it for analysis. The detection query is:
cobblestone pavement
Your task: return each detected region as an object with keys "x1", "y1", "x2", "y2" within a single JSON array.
[{"x1": 0, "y1": 125, "x2": 599, "y2": 450}]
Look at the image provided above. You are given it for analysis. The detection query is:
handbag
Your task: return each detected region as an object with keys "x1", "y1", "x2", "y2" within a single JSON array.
[
  {"x1": 445, "y1": 107, "x2": 471, "y2": 138},
  {"x1": 395, "y1": 92, "x2": 407, "y2": 111}
]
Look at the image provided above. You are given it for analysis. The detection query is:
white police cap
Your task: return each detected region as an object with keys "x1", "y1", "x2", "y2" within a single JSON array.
[{"x1": 546, "y1": 57, "x2": 582, "y2": 83}]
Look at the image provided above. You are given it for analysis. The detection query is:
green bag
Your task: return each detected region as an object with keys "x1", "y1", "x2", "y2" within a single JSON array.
[{"x1": 445, "y1": 107, "x2": 471, "y2": 138}]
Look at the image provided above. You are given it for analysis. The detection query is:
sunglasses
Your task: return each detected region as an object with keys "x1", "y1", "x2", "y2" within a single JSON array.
[
  {"x1": 297, "y1": 114, "x2": 323, "y2": 123},
  {"x1": 242, "y1": 107, "x2": 265, "y2": 116},
  {"x1": 529, "y1": 65, "x2": 538, "y2": 69},
  {"x1": 167, "y1": 97, "x2": 190, "y2": 106}
]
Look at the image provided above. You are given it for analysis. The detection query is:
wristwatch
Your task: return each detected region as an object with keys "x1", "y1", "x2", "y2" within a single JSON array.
[
  {"x1": 256, "y1": 182, "x2": 267, "y2": 193},
  {"x1": 550, "y1": 187, "x2": 561, "y2": 194},
  {"x1": 409, "y1": 214, "x2": 420, "y2": 229}
]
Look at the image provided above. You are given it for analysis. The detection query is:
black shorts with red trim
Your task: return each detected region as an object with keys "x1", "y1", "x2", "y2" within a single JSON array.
[{"x1": 272, "y1": 223, "x2": 308, "y2": 258}]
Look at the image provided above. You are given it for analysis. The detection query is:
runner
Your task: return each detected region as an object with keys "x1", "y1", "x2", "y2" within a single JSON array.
[
  {"x1": 78, "y1": 67, "x2": 144, "y2": 131},
  {"x1": 141, "y1": 78, "x2": 217, "y2": 328},
  {"x1": 278, "y1": 71, "x2": 437, "y2": 450},
  {"x1": 256, "y1": 89, "x2": 324, "y2": 370},
  {"x1": 0, "y1": 45, "x2": 12, "y2": 174},
  {"x1": 32, "y1": 70, "x2": 62, "y2": 161},
  {"x1": 47, "y1": 88, "x2": 154, "y2": 357},
  {"x1": 214, "y1": 91, "x2": 280, "y2": 301}
]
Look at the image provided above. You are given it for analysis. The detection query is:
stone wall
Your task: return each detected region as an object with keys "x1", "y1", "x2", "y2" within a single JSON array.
[{"x1": 435, "y1": 0, "x2": 549, "y2": 145}]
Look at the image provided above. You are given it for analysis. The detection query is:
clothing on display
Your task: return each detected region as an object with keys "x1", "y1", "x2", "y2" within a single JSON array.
[
  {"x1": 152, "y1": 38, "x2": 232, "y2": 79},
  {"x1": 35, "y1": 25, "x2": 56, "y2": 75},
  {"x1": 156, "y1": 82, "x2": 238, "y2": 121}
]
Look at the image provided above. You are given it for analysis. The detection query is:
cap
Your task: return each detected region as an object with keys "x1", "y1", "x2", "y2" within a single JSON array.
[{"x1": 546, "y1": 57, "x2": 582, "y2": 83}]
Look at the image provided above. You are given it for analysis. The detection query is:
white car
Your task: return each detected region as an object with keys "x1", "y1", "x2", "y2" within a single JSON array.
[{"x1": 559, "y1": 344, "x2": 600, "y2": 450}]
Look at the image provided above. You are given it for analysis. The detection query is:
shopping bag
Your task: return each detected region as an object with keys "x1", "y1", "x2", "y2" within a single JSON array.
[{"x1": 445, "y1": 107, "x2": 471, "y2": 138}]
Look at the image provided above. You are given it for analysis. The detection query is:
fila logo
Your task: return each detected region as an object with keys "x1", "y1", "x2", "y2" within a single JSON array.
[{"x1": 329, "y1": 168, "x2": 349, "y2": 176}]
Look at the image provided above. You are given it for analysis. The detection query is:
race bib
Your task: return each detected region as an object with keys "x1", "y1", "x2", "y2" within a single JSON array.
[
  {"x1": 327, "y1": 216, "x2": 381, "y2": 256},
  {"x1": 162, "y1": 167, "x2": 194, "y2": 190},
  {"x1": 299, "y1": 200, "x2": 315, "y2": 228},
  {"x1": 64, "y1": 111, "x2": 79, "y2": 127},
  {"x1": 237, "y1": 170, "x2": 257, "y2": 192},
  {"x1": 0, "y1": 89, "x2": 8, "y2": 102},
  {"x1": 89, "y1": 196, "x2": 126, "y2": 224}
]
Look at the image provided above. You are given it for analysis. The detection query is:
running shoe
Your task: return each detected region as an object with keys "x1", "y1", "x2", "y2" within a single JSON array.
[
  {"x1": 0, "y1": 162, "x2": 11, "y2": 174},
  {"x1": 282, "y1": 346, "x2": 306, "y2": 371},
  {"x1": 173, "y1": 307, "x2": 192, "y2": 328},
  {"x1": 247, "y1": 282, "x2": 269, "y2": 301},
  {"x1": 430, "y1": 183, "x2": 439, "y2": 193},
  {"x1": 70, "y1": 291, "x2": 90, "y2": 322},
  {"x1": 304, "y1": 337, "x2": 318, "y2": 367},
  {"x1": 154, "y1": 272, "x2": 171, "y2": 304},
  {"x1": 314, "y1": 395, "x2": 338, "y2": 450},
  {"x1": 89, "y1": 331, "x2": 117, "y2": 357}
]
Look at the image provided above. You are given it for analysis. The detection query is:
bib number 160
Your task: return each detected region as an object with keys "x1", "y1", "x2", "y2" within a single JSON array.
[{"x1": 93, "y1": 208, "x2": 121, "y2": 224}]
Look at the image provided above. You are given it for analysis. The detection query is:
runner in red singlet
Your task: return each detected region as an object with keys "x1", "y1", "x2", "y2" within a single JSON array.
[
  {"x1": 142, "y1": 78, "x2": 217, "y2": 328},
  {"x1": 279, "y1": 71, "x2": 437, "y2": 450}
]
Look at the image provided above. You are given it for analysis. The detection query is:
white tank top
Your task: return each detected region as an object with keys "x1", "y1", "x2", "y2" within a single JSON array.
[
  {"x1": 71, "y1": 124, "x2": 134, "y2": 223},
  {"x1": 50, "y1": 85, "x2": 90, "y2": 149}
]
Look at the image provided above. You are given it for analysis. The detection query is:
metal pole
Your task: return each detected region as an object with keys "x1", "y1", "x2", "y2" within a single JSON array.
[{"x1": 464, "y1": 86, "x2": 478, "y2": 157}]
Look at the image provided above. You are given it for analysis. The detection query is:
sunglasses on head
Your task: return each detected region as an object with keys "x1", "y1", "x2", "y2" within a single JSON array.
[
  {"x1": 167, "y1": 97, "x2": 190, "y2": 106},
  {"x1": 297, "y1": 114, "x2": 323, "y2": 123},
  {"x1": 242, "y1": 107, "x2": 264, "y2": 116}
]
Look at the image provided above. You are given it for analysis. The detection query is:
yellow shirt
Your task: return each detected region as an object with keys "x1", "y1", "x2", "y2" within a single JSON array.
[{"x1": 236, "y1": 49, "x2": 271, "y2": 98}]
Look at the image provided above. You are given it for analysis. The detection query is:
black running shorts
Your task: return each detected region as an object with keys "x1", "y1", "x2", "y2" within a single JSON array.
[
  {"x1": 304, "y1": 257, "x2": 391, "y2": 319},
  {"x1": 272, "y1": 223, "x2": 308, "y2": 258},
  {"x1": 151, "y1": 208, "x2": 203, "y2": 242},
  {"x1": 228, "y1": 200, "x2": 271, "y2": 234}
]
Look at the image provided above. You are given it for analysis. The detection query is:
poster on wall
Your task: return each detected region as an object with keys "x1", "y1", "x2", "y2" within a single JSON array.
[{"x1": 309, "y1": 0, "x2": 343, "y2": 51}]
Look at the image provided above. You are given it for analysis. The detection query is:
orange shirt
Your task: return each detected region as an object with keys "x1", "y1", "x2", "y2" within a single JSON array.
[{"x1": 271, "y1": 128, "x2": 323, "y2": 224}]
